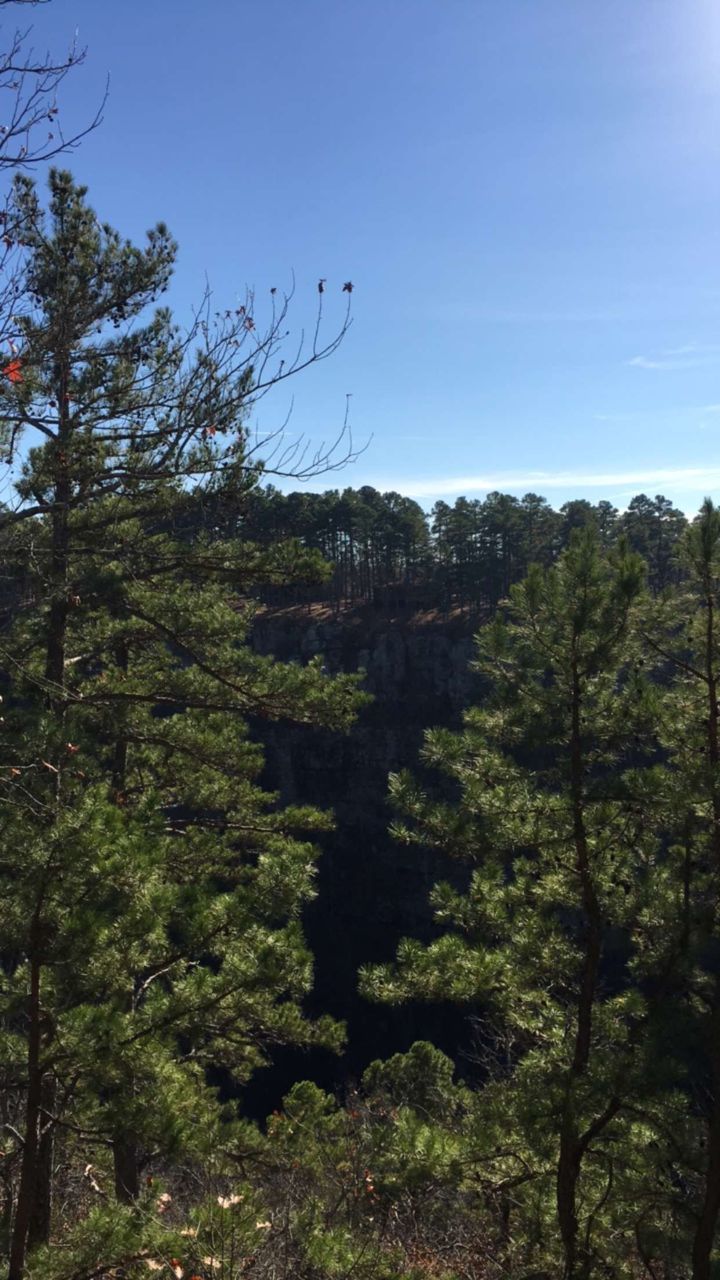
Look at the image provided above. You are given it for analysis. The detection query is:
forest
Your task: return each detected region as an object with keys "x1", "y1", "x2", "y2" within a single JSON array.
[
  {"x1": 1, "y1": 4, "x2": 719, "y2": 1280},
  {"x1": 234, "y1": 485, "x2": 687, "y2": 609},
  {"x1": 1, "y1": 169, "x2": 719, "y2": 1280}
]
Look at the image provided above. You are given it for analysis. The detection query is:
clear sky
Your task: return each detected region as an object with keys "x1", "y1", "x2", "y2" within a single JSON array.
[{"x1": 10, "y1": 0, "x2": 720, "y2": 511}]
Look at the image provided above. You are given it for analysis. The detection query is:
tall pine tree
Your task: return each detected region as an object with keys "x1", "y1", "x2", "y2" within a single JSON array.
[
  {"x1": 362, "y1": 531, "x2": 671, "y2": 1277},
  {"x1": 641, "y1": 499, "x2": 720, "y2": 1280},
  {"x1": 0, "y1": 170, "x2": 362, "y2": 1276}
]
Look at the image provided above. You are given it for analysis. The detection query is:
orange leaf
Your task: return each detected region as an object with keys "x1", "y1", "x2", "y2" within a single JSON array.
[{"x1": 3, "y1": 357, "x2": 22, "y2": 384}]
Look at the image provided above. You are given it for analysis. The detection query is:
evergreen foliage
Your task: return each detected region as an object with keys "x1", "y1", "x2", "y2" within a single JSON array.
[
  {"x1": 0, "y1": 106, "x2": 715, "y2": 1280},
  {"x1": 360, "y1": 525, "x2": 720, "y2": 1278},
  {"x1": 0, "y1": 170, "x2": 363, "y2": 1277},
  {"x1": 641, "y1": 499, "x2": 720, "y2": 1279},
  {"x1": 234, "y1": 485, "x2": 687, "y2": 612},
  {"x1": 0, "y1": 8, "x2": 715, "y2": 1280}
]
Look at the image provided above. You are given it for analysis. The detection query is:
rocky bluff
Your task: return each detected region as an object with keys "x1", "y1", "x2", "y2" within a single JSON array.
[{"x1": 245, "y1": 604, "x2": 483, "y2": 1110}]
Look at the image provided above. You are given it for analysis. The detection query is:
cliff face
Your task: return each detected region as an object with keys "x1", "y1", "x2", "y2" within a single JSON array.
[{"x1": 245, "y1": 606, "x2": 483, "y2": 1109}]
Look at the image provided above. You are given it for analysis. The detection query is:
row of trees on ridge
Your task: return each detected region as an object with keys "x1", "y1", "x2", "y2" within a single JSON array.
[{"x1": 235, "y1": 486, "x2": 688, "y2": 611}]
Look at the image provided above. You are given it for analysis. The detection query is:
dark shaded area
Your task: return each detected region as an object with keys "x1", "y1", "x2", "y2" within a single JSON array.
[{"x1": 242, "y1": 602, "x2": 484, "y2": 1114}]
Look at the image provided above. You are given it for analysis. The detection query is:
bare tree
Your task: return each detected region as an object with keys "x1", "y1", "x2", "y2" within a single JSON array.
[
  {"x1": 0, "y1": 0, "x2": 104, "y2": 173},
  {"x1": 0, "y1": 1, "x2": 104, "y2": 357}
]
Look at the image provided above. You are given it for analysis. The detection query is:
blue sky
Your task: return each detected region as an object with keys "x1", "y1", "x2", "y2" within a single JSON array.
[{"x1": 10, "y1": 0, "x2": 720, "y2": 511}]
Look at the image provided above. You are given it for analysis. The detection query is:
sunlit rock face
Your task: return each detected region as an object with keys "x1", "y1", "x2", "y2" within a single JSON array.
[{"x1": 244, "y1": 605, "x2": 483, "y2": 1112}]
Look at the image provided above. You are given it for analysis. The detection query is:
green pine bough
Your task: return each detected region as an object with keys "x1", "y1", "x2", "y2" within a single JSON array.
[{"x1": 0, "y1": 170, "x2": 363, "y2": 1279}]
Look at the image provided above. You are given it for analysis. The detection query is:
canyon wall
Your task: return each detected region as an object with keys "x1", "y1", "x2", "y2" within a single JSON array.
[{"x1": 245, "y1": 605, "x2": 485, "y2": 1109}]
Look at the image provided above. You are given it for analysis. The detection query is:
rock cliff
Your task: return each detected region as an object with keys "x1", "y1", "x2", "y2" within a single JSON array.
[{"x1": 245, "y1": 605, "x2": 484, "y2": 1109}]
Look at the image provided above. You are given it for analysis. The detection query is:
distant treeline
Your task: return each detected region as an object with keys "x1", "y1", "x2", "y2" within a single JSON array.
[{"x1": 224, "y1": 485, "x2": 688, "y2": 609}]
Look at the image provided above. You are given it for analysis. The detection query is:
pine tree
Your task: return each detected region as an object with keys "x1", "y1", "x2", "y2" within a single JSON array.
[
  {"x1": 361, "y1": 531, "x2": 669, "y2": 1277},
  {"x1": 641, "y1": 499, "x2": 720, "y2": 1279},
  {"x1": 0, "y1": 170, "x2": 361, "y2": 1276},
  {"x1": 621, "y1": 493, "x2": 687, "y2": 593}
]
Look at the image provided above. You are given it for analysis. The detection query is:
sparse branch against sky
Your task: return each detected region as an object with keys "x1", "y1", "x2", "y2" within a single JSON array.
[{"x1": 7, "y1": 0, "x2": 720, "y2": 511}]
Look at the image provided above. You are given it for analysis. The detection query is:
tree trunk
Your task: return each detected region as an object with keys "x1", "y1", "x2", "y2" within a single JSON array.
[
  {"x1": 27, "y1": 1076, "x2": 56, "y2": 1251},
  {"x1": 557, "y1": 1120, "x2": 581, "y2": 1279},
  {"x1": 113, "y1": 1132, "x2": 140, "y2": 1204},
  {"x1": 108, "y1": 640, "x2": 140, "y2": 1206},
  {"x1": 692, "y1": 1003, "x2": 720, "y2": 1280},
  {"x1": 11, "y1": 370, "x2": 73, "y2": 1276},
  {"x1": 555, "y1": 663, "x2": 602, "y2": 1280},
  {"x1": 8, "y1": 953, "x2": 43, "y2": 1280}
]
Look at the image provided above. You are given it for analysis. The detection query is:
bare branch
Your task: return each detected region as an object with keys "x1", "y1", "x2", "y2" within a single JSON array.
[{"x1": 0, "y1": 11, "x2": 105, "y2": 172}]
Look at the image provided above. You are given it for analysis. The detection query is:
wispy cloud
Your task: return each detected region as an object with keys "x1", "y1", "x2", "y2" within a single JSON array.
[
  {"x1": 626, "y1": 355, "x2": 686, "y2": 370},
  {"x1": 627, "y1": 343, "x2": 720, "y2": 371},
  {"x1": 373, "y1": 466, "x2": 720, "y2": 500}
]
